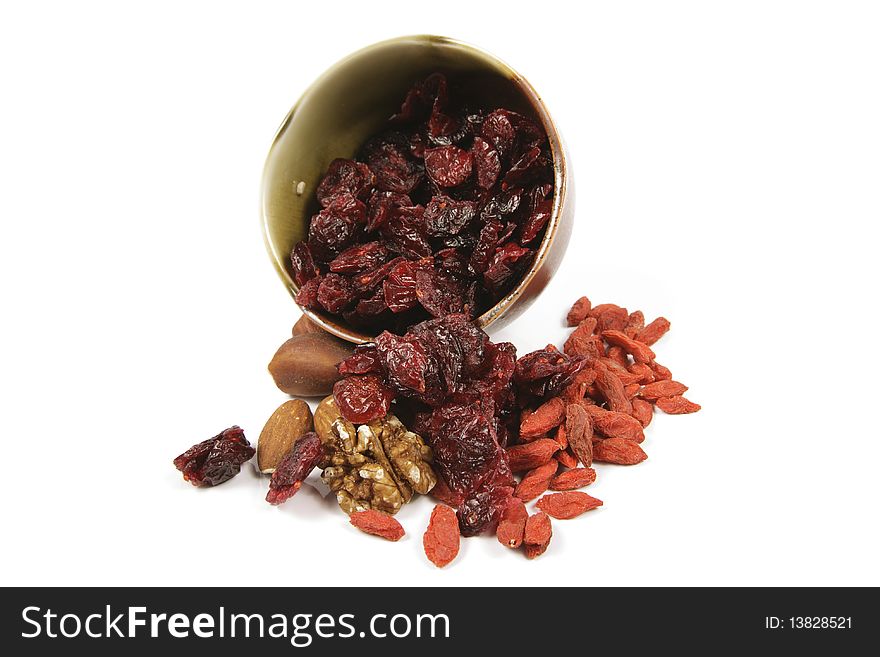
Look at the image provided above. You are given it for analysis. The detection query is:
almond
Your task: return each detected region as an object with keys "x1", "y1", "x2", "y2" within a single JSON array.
[{"x1": 257, "y1": 399, "x2": 314, "y2": 473}]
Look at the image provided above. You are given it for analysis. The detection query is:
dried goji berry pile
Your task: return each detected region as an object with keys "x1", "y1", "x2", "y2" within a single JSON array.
[
  {"x1": 290, "y1": 73, "x2": 554, "y2": 335},
  {"x1": 330, "y1": 294, "x2": 700, "y2": 565}
]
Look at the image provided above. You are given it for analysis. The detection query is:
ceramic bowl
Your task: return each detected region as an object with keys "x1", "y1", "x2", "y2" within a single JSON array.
[{"x1": 261, "y1": 35, "x2": 573, "y2": 343}]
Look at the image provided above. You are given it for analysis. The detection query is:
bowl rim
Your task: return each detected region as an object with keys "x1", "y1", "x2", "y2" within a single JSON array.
[{"x1": 260, "y1": 34, "x2": 567, "y2": 343}]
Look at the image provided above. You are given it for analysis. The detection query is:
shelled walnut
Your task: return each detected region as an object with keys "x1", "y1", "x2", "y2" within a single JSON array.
[{"x1": 314, "y1": 396, "x2": 437, "y2": 515}]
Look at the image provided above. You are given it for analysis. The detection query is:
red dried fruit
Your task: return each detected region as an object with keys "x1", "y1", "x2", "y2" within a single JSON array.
[
  {"x1": 536, "y1": 492, "x2": 603, "y2": 519},
  {"x1": 349, "y1": 510, "x2": 405, "y2": 541},
  {"x1": 592, "y1": 437, "x2": 648, "y2": 465},
  {"x1": 290, "y1": 242, "x2": 320, "y2": 288},
  {"x1": 294, "y1": 275, "x2": 321, "y2": 310},
  {"x1": 506, "y1": 439, "x2": 559, "y2": 472},
  {"x1": 628, "y1": 362, "x2": 655, "y2": 385},
  {"x1": 582, "y1": 405, "x2": 645, "y2": 442},
  {"x1": 520, "y1": 184, "x2": 553, "y2": 245},
  {"x1": 649, "y1": 361, "x2": 673, "y2": 381},
  {"x1": 317, "y1": 158, "x2": 375, "y2": 206},
  {"x1": 566, "y1": 296, "x2": 592, "y2": 327},
  {"x1": 332, "y1": 375, "x2": 395, "y2": 424},
  {"x1": 631, "y1": 398, "x2": 654, "y2": 428},
  {"x1": 496, "y1": 497, "x2": 528, "y2": 548},
  {"x1": 549, "y1": 467, "x2": 596, "y2": 491},
  {"x1": 514, "y1": 461, "x2": 558, "y2": 502},
  {"x1": 307, "y1": 194, "x2": 365, "y2": 262},
  {"x1": 317, "y1": 273, "x2": 356, "y2": 313},
  {"x1": 590, "y1": 304, "x2": 629, "y2": 332},
  {"x1": 624, "y1": 383, "x2": 641, "y2": 399},
  {"x1": 472, "y1": 136, "x2": 501, "y2": 189},
  {"x1": 624, "y1": 310, "x2": 645, "y2": 337},
  {"x1": 636, "y1": 317, "x2": 671, "y2": 346},
  {"x1": 594, "y1": 362, "x2": 633, "y2": 414},
  {"x1": 602, "y1": 330, "x2": 656, "y2": 365},
  {"x1": 606, "y1": 345, "x2": 629, "y2": 368},
  {"x1": 265, "y1": 432, "x2": 323, "y2": 505},
  {"x1": 329, "y1": 241, "x2": 390, "y2": 274},
  {"x1": 424, "y1": 145, "x2": 473, "y2": 187},
  {"x1": 554, "y1": 423, "x2": 568, "y2": 450},
  {"x1": 481, "y1": 109, "x2": 517, "y2": 155},
  {"x1": 656, "y1": 396, "x2": 701, "y2": 414},
  {"x1": 424, "y1": 195, "x2": 477, "y2": 237},
  {"x1": 423, "y1": 505, "x2": 460, "y2": 568},
  {"x1": 520, "y1": 397, "x2": 566, "y2": 438},
  {"x1": 555, "y1": 449, "x2": 579, "y2": 469},
  {"x1": 381, "y1": 205, "x2": 431, "y2": 259},
  {"x1": 565, "y1": 403, "x2": 594, "y2": 467},
  {"x1": 524, "y1": 510, "x2": 552, "y2": 545},
  {"x1": 639, "y1": 380, "x2": 689, "y2": 401},
  {"x1": 173, "y1": 426, "x2": 254, "y2": 487}
]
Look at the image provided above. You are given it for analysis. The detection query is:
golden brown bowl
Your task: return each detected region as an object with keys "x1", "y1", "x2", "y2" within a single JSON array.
[{"x1": 261, "y1": 35, "x2": 573, "y2": 343}]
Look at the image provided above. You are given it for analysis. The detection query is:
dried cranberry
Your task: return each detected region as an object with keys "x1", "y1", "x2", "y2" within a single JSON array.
[
  {"x1": 366, "y1": 190, "x2": 411, "y2": 232},
  {"x1": 333, "y1": 375, "x2": 395, "y2": 424},
  {"x1": 316, "y1": 158, "x2": 375, "y2": 206},
  {"x1": 383, "y1": 257, "x2": 433, "y2": 313},
  {"x1": 424, "y1": 195, "x2": 477, "y2": 237},
  {"x1": 352, "y1": 256, "x2": 406, "y2": 293},
  {"x1": 307, "y1": 194, "x2": 365, "y2": 262},
  {"x1": 317, "y1": 273, "x2": 356, "y2": 313},
  {"x1": 381, "y1": 206, "x2": 432, "y2": 259},
  {"x1": 503, "y1": 146, "x2": 546, "y2": 189},
  {"x1": 173, "y1": 426, "x2": 254, "y2": 487},
  {"x1": 520, "y1": 184, "x2": 553, "y2": 245},
  {"x1": 415, "y1": 269, "x2": 467, "y2": 317},
  {"x1": 265, "y1": 432, "x2": 324, "y2": 505},
  {"x1": 338, "y1": 344, "x2": 383, "y2": 376},
  {"x1": 329, "y1": 241, "x2": 390, "y2": 274},
  {"x1": 470, "y1": 219, "x2": 503, "y2": 274},
  {"x1": 483, "y1": 243, "x2": 533, "y2": 296},
  {"x1": 290, "y1": 242, "x2": 320, "y2": 287},
  {"x1": 481, "y1": 109, "x2": 517, "y2": 156},
  {"x1": 362, "y1": 133, "x2": 423, "y2": 194},
  {"x1": 295, "y1": 275, "x2": 322, "y2": 310},
  {"x1": 472, "y1": 136, "x2": 501, "y2": 189},
  {"x1": 424, "y1": 146, "x2": 473, "y2": 188}
]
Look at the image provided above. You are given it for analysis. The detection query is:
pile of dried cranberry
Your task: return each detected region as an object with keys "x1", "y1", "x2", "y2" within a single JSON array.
[
  {"x1": 291, "y1": 73, "x2": 554, "y2": 334},
  {"x1": 331, "y1": 295, "x2": 700, "y2": 563}
]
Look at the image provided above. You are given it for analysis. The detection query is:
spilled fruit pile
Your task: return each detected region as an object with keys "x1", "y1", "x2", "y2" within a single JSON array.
[
  {"x1": 174, "y1": 295, "x2": 699, "y2": 566},
  {"x1": 173, "y1": 73, "x2": 699, "y2": 566}
]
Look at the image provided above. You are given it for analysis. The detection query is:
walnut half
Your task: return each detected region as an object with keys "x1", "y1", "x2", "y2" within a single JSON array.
[{"x1": 315, "y1": 396, "x2": 437, "y2": 515}]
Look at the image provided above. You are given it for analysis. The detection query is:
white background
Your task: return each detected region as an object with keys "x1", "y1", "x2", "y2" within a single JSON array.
[{"x1": 1, "y1": 0, "x2": 878, "y2": 587}]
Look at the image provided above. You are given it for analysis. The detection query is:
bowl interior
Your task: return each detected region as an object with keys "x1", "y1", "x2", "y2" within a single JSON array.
[{"x1": 262, "y1": 35, "x2": 561, "y2": 342}]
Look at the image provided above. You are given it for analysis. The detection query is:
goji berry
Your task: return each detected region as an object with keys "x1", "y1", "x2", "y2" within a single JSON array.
[
  {"x1": 536, "y1": 492, "x2": 603, "y2": 519},
  {"x1": 350, "y1": 510, "x2": 405, "y2": 541}
]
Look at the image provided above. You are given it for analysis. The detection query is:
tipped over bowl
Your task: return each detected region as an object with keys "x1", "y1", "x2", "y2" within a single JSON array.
[{"x1": 261, "y1": 35, "x2": 573, "y2": 343}]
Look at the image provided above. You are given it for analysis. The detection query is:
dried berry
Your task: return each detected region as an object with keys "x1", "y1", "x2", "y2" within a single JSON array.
[
  {"x1": 581, "y1": 405, "x2": 645, "y2": 442},
  {"x1": 265, "y1": 432, "x2": 323, "y2": 505},
  {"x1": 524, "y1": 511, "x2": 552, "y2": 548},
  {"x1": 592, "y1": 438, "x2": 648, "y2": 465},
  {"x1": 506, "y1": 439, "x2": 559, "y2": 472},
  {"x1": 594, "y1": 362, "x2": 633, "y2": 414},
  {"x1": 317, "y1": 158, "x2": 375, "y2": 206},
  {"x1": 549, "y1": 467, "x2": 596, "y2": 491},
  {"x1": 333, "y1": 375, "x2": 395, "y2": 424},
  {"x1": 536, "y1": 491, "x2": 603, "y2": 519},
  {"x1": 639, "y1": 380, "x2": 689, "y2": 401},
  {"x1": 636, "y1": 317, "x2": 671, "y2": 345},
  {"x1": 349, "y1": 510, "x2": 405, "y2": 541},
  {"x1": 565, "y1": 403, "x2": 594, "y2": 467},
  {"x1": 655, "y1": 396, "x2": 702, "y2": 414},
  {"x1": 555, "y1": 449, "x2": 579, "y2": 469},
  {"x1": 496, "y1": 497, "x2": 528, "y2": 548},
  {"x1": 520, "y1": 397, "x2": 566, "y2": 438},
  {"x1": 173, "y1": 426, "x2": 254, "y2": 487},
  {"x1": 423, "y1": 505, "x2": 460, "y2": 568},
  {"x1": 514, "y1": 461, "x2": 558, "y2": 502},
  {"x1": 602, "y1": 330, "x2": 656, "y2": 365},
  {"x1": 631, "y1": 398, "x2": 654, "y2": 428}
]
